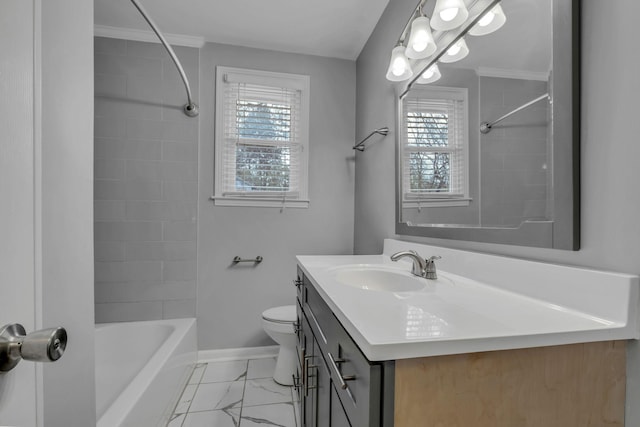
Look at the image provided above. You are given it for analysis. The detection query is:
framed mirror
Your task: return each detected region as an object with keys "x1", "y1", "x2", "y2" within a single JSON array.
[{"x1": 395, "y1": 0, "x2": 579, "y2": 249}]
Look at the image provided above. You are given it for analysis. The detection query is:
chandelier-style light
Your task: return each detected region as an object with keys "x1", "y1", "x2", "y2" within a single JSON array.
[
  {"x1": 386, "y1": 45, "x2": 414, "y2": 82},
  {"x1": 405, "y1": 16, "x2": 437, "y2": 59},
  {"x1": 439, "y1": 38, "x2": 469, "y2": 63},
  {"x1": 417, "y1": 64, "x2": 442, "y2": 84},
  {"x1": 469, "y1": 4, "x2": 507, "y2": 36},
  {"x1": 430, "y1": 0, "x2": 469, "y2": 31},
  {"x1": 385, "y1": 0, "x2": 507, "y2": 85}
]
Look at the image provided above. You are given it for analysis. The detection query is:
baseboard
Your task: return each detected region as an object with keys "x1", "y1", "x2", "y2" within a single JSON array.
[{"x1": 198, "y1": 345, "x2": 279, "y2": 363}]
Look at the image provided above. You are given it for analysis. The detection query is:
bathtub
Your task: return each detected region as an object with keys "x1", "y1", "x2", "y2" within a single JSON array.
[{"x1": 95, "y1": 318, "x2": 197, "y2": 427}]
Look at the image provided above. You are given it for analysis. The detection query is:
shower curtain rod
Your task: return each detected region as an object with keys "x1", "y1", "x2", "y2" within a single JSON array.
[
  {"x1": 130, "y1": 0, "x2": 199, "y2": 118},
  {"x1": 480, "y1": 93, "x2": 549, "y2": 134}
]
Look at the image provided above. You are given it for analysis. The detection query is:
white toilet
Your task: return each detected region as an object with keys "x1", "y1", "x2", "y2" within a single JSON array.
[{"x1": 261, "y1": 305, "x2": 297, "y2": 385}]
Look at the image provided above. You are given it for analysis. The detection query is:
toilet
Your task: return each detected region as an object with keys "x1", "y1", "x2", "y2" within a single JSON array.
[{"x1": 261, "y1": 305, "x2": 297, "y2": 385}]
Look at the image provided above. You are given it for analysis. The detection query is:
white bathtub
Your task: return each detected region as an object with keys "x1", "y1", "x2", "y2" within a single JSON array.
[{"x1": 95, "y1": 318, "x2": 197, "y2": 427}]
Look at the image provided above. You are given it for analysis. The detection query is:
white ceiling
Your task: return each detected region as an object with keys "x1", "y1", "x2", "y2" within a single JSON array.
[{"x1": 94, "y1": 0, "x2": 391, "y2": 60}]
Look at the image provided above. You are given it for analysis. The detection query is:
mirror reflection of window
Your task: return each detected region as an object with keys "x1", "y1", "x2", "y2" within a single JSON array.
[{"x1": 401, "y1": 87, "x2": 470, "y2": 209}]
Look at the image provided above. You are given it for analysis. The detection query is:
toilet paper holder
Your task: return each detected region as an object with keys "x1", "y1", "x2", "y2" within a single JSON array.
[{"x1": 0, "y1": 323, "x2": 67, "y2": 372}]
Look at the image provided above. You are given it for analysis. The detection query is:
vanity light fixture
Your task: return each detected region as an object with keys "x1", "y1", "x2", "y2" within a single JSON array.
[
  {"x1": 405, "y1": 14, "x2": 437, "y2": 59},
  {"x1": 439, "y1": 38, "x2": 470, "y2": 63},
  {"x1": 417, "y1": 64, "x2": 442, "y2": 84},
  {"x1": 468, "y1": 4, "x2": 506, "y2": 36},
  {"x1": 430, "y1": 0, "x2": 469, "y2": 31},
  {"x1": 386, "y1": 44, "x2": 414, "y2": 81},
  {"x1": 386, "y1": 0, "x2": 506, "y2": 85}
]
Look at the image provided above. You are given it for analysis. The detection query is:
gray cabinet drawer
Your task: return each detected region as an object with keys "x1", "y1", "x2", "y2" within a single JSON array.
[
  {"x1": 304, "y1": 276, "x2": 338, "y2": 354},
  {"x1": 329, "y1": 325, "x2": 381, "y2": 427}
]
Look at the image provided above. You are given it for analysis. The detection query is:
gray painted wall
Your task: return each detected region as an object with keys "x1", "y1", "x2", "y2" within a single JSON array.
[
  {"x1": 355, "y1": 0, "x2": 640, "y2": 423},
  {"x1": 197, "y1": 43, "x2": 356, "y2": 350},
  {"x1": 93, "y1": 37, "x2": 199, "y2": 322}
]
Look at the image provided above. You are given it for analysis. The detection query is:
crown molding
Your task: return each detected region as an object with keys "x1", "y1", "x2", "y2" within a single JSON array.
[{"x1": 94, "y1": 25, "x2": 205, "y2": 48}]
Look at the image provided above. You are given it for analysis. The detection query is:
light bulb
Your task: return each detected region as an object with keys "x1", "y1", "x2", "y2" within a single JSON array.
[
  {"x1": 417, "y1": 64, "x2": 441, "y2": 84},
  {"x1": 478, "y1": 10, "x2": 495, "y2": 27},
  {"x1": 440, "y1": 7, "x2": 459, "y2": 22},
  {"x1": 406, "y1": 16, "x2": 436, "y2": 59},
  {"x1": 386, "y1": 46, "x2": 413, "y2": 82},
  {"x1": 392, "y1": 58, "x2": 406, "y2": 76},
  {"x1": 447, "y1": 42, "x2": 461, "y2": 56},
  {"x1": 440, "y1": 39, "x2": 469, "y2": 63},
  {"x1": 469, "y1": 4, "x2": 506, "y2": 36},
  {"x1": 431, "y1": 0, "x2": 469, "y2": 31},
  {"x1": 412, "y1": 33, "x2": 429, "y2": 53}
]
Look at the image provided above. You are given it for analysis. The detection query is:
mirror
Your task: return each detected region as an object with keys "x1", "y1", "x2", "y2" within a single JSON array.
[{"x1": 395, "y1": 0, "x2": 579, "y2": 249}]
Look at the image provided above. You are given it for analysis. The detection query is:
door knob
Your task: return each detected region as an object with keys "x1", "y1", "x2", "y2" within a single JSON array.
[{"x1": 0, "y1": 323, "x2": 67, "y2": 372}]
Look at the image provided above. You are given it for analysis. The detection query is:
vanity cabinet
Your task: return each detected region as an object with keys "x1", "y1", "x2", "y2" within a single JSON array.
[
  {"x1": 294, "y1": 266, "x2": 627, "y2": 427},
  {"x1": 294, "y1": 268, "x2": 393, "y2": 427}
]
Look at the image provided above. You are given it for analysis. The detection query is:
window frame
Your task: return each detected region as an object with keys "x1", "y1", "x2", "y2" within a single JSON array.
[
  {"x1": 400, "y1": 86, "x2": 470, "y2": 209},
  {"x1": 213, "y1": 66, "x2": 310, "y2": 208}
]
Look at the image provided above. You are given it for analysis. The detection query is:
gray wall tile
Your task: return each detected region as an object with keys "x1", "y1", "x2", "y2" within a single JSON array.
[
  {"x1": 95, "y1": 301, "x2": 164, "y2": 323},
  {"x1": 94, "y1": 158, "x2": 125, "y2": 180},
  {"x1": 164, "y1": 261, "x2": 197, "y2": 282},
  {"x1": 94, "y1": 201, "x2": 126, "y2": 221},
  {"x1": 94, "y1": 37, "x2": 199, "y2": 322},
  {"x1": 94, "y1": 116, "x2": 125, "y2": 138},
  {"x1": 162, "y1": 141, "x2": 198, "y2": 162},
  {"x1": 163, "y1": 299, "x2": 196, "y2": 319},
  {"x1": 163, "y1": 181, "x2": 199, "y2": 201},
  {"x1": 94, "y1": 37, "x2": 126, "y2": 55},
  {"x1": 125, "y1": 241, "x2": 196, "y2": 261},
  {"x1": 126, "y1": 39, "x2": 167, "y2": 58},
  {"x1": 95, "y1": 138, "x2": 162, "y2": 161},
  {"x1": 95, "y1": 74, "x2": 126, "y2": 97},
  {"x1": 95, "y1": 221, "x2": 163, "y2": 242},
  {"x1": 95, "y1": 281, "x2": 197, "y2": 304},
  {"x1": 163, "y1": 221, "x2": 197, "y2": 241},
  {"x1": 95, "y1": 241, "x2": 126, "y2": 262}
]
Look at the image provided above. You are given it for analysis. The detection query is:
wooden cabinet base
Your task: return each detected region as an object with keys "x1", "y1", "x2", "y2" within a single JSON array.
[{"x1": 394, "y1": 341, "x2": 626, "y2": 427}]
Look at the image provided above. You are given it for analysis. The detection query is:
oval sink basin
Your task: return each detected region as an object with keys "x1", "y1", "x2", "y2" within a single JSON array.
[{"x1": 331, "y1": 266, "x2": 426, "y2": 292}]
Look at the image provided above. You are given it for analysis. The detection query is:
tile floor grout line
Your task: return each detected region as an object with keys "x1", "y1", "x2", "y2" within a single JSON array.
[
  {"x1": 182, "y1": 362, "x2": 206, "y2": 426},
  {"x1": 238, "y1": 359, "x2": 249, "y2": 426},
  {"x1": 170, "y1": 357, "x2": 297, "y2": 427}
]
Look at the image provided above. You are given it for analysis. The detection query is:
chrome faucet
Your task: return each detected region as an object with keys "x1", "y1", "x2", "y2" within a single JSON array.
[{"x1": 390, "y1": 251, "x2": 441, "y2": 279}]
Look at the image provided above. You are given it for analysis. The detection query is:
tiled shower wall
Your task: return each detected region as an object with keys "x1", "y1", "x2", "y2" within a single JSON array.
[
  {"x1": 93, "y1": 37, "x2": 199, "y2": 322},
  {"x1": 479, "y1": 76, "x2": 549, "y2": 227}
]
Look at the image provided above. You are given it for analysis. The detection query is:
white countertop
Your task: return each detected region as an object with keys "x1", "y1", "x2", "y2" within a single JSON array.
[{"x1": 297, "y1": 241, "x2": 639, "y2": 361}]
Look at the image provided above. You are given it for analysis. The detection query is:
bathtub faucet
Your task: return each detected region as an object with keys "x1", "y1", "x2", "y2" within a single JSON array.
[{"x1": 390, "y1": 251, "x2": 441, "y2": 279}]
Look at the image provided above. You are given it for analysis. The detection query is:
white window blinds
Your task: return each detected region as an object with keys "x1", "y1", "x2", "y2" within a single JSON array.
[
  {"x1": 401, "y1": 87, "x2": 468, "y2": 204},
  {"x1": 215, "y1": 67, "x2": 310, "y2": 207}
]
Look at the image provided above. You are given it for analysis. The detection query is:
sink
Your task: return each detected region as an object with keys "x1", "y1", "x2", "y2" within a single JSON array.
[{"x1": 331, "y1": 265, "x2": 426, "y2": 292}]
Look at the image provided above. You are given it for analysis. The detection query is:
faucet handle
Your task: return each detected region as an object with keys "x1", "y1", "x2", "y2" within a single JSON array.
[{"x1": 424, "y1": 256, "x2": 441, "y2": 280}]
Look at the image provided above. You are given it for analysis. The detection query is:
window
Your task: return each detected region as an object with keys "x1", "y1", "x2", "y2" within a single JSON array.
[
  {"x1": 214, "y1": 67, "x2": 310, "y2": 207},
  {"x1": 400, "y1": 87, "x2": 469, "y2": 208}
]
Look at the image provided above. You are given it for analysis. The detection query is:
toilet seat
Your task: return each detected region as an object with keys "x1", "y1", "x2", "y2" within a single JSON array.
[{"x1": 262, "y1": 305, "x2": 296, "y2": 324}]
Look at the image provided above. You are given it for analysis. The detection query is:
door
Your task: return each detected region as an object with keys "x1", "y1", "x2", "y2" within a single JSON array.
[
  {"x1": 0, "y1": 1, "x2": 95, "y2": 425},
  {"x1": 0, "y1": 0, "x2": 41, "y2": 425}
]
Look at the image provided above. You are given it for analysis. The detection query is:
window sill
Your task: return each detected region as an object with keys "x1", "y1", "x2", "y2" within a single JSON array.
[
  {"x1": 210, "y1": 196, "x2": 310, "y2": 208},
  {"x1": 402, "y1": 197, "x2": 472, "y2": 208}
]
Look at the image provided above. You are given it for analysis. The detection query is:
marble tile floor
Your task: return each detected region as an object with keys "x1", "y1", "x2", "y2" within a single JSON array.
[{"x1": 168, "y1": 357, "x2": 299, "y2": 427}]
